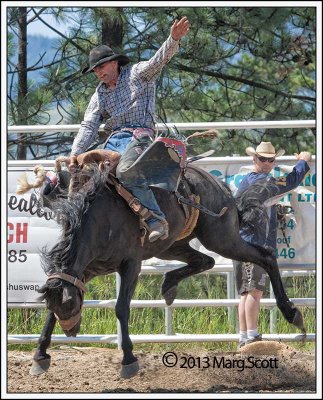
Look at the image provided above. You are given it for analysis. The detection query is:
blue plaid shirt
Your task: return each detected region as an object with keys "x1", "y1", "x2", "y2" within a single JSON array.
[{"x1": 71, "y1": 35, "x2": 180, "y2": 156}]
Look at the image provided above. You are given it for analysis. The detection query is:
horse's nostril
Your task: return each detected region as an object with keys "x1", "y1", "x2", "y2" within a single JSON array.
[
  {"x1": 65, "y1": 330, "x2": 78, "y2": 337},
  {"x1": 64, "y1": 318, "x2": 81, "y2": 337}
]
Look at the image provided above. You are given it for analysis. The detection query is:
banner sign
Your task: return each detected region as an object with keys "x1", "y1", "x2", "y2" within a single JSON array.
[
  {"x1": 7, "y1": 157, "x2": 316, "y2": 302},
  {"x1": 8, "y1": 166, "x2": 60, "y2": 302}
]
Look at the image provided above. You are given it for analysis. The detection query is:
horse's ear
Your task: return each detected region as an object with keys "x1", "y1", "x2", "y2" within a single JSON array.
[
  {"x1": 36, "y1": 283, "x2": 48, "y2": 301},
  {"x1": 58, "y1": 170, "x2": 71, "y2": 189},
  {"x1": 37, "y1": 283, "x2": 48, "y2": 293},
  {"x1": 62, "y1": 286, "x2": 73, "y2": 303}
]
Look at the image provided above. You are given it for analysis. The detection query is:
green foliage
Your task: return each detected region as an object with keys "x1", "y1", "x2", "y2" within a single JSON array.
[
  {"x1": 7, "y1": 31, "x2": 15, "y2": 59},
  {"x1": 8, "y1": 80, "x2": 54, "y2": 125},
  {"x1": 8, "y1": 273, "x2": 315, "y2": 352},
  {"x1": 7, "y1": 6, "x2": 316, "y2": 159}
]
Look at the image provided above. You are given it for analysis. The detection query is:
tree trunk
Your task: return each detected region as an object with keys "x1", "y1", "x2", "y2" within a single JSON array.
[
  {"x1": 17, "y1": 7, "x2": 28, "y2": 160},
  {"x1": 101, "y1": 9, "x2": 124, "y2": 48}
]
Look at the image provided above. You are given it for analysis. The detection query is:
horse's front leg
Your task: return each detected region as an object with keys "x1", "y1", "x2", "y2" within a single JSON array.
[
  {"x1": 30, "y1": 311, "x2": 56, "y2": 375},
  {"x1": 115, "y1": 259, "x2": 141, "y2": 379}
]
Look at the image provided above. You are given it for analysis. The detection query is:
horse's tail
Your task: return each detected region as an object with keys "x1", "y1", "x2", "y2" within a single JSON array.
[
  {"x1": 16, "y1": 165, "x2": 47, "y2": 195},
  {"x1": 235, "y1": 178, "x2": 279, "y2": 236}
]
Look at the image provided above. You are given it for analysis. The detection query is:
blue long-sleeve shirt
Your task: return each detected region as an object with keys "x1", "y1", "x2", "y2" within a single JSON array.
[{"x1": 236, "y1": 160, "x2": 310, "y2": 248}]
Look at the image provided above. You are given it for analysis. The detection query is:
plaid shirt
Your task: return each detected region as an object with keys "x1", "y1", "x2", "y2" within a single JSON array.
[{"x1": 71, "y1": 35, "x2": 180, "y2": 156}]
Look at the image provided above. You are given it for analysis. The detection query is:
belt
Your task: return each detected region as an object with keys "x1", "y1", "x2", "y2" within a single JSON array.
[
  {"x1": 112, "y1": 125, "x2": 154, "y2": 134},
  {"x1": 104, "y1": 126, "x2": 155, "y2": 146}
]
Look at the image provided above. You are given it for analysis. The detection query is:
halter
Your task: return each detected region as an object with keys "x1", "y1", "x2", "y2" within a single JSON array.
[
  {"x1": 47, "y1": 272, "x2": 87, "y2": 293},
  {"x1": 47, "y1": 272, "x2": 87, "y2": 331}
]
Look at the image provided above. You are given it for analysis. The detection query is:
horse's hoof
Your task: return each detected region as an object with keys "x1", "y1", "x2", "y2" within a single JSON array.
[
  {"x1": 163, "y1": 286, "x2": 177, "y2": 306},
  {"x1": 120, "y1": 360, "x2": 139, "y2": 379},
  {"x1": 292, "y1": 308, "x2": 306, "y2": 333},
  {"x1": 29, "y1": 358, "x2": 51, "y2": 375}
]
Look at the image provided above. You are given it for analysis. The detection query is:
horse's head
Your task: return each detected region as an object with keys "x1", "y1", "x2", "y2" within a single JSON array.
[{"x1": 38, "y1": 272, "x2": 86, "y2": 337}]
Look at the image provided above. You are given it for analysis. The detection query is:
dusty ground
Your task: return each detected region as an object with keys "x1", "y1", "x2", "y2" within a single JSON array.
[{"x1": 6, "y1": 342, "x2": 316, "y2": 394}]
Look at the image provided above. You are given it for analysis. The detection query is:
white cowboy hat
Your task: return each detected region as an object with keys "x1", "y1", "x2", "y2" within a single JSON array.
[{"x1": 245, "y1": 141, "x2": 285, "y2": 158}]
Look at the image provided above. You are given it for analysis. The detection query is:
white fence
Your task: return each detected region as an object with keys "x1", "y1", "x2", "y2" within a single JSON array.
[
  {"x1": 7, "y1": 263, "x2": 316, "y2": 346},
  {"x1": 7, "y1": 120, "x2": 316, "y2": 347},
  {"x1": 7, "y1": 119, "x2": 316, "y2": 133}
]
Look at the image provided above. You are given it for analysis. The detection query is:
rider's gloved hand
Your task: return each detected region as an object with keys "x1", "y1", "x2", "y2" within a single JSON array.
[{"x1": 68, "y1": 155, "x2": 78, "y2": 173}]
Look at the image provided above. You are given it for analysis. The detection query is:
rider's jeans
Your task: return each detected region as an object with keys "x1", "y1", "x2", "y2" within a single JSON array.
[
  {"x1": 104, "y1": 131, "x2": 166, "y2": 222},
  {"x1": 104, "y1": 131, "x2": 133, "y2": 154}
]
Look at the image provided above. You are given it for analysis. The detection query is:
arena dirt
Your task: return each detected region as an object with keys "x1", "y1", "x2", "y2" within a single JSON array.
[{"x1": 6, "y1": 342, "x2": 316, "y2": 394}]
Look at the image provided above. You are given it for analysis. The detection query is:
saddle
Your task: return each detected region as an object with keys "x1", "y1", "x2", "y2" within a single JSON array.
[{"x1": 58, "y1": 139, "x2": 199, "y2": 242}]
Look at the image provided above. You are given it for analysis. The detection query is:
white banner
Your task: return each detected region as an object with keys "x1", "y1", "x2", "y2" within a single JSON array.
[
  {"x1": 8, "y1": 166, "x2": 60, "y2": 302},
  {"x1": 7, "y1": 157, "x2": 316, "y2": 302}
]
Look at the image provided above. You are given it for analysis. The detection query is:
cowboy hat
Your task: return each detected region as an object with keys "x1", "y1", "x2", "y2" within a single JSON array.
[
  {"x1": 82, "y1": 45, "x2": 130, "y2": 74},
  {"x1": 245, "y1": 141, "x2": 285, "y2": 158}
]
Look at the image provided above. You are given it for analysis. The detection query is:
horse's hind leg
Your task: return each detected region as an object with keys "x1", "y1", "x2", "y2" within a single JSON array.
[
  {"x1": 115, "y1": 259, "x2": 141, "y2": 379},
  {"x1": 255, "y1": 245, "x2": 305, "y2": 333},
  {"x1": 196, "y1": 224, "x2": 305, "y2": 333},
  {"x1": 30, "y1": 311, "x2": 56, "y2": 375},
  {"x1": 158, "y1": 239, "x2": 215, "y2": 306}
]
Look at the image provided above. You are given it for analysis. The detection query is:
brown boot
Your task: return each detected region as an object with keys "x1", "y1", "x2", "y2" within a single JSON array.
[{"x1": 148, "y1": 220, "x2": 169, "y2": 242}]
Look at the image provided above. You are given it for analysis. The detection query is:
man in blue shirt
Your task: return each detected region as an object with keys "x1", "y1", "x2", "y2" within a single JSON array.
[
  {"x1": 70, "y1": 17, "x2": 190, "y2": 242},
  {"x1": 234, "y1": 141, "x2": 311, "y2": 348}
]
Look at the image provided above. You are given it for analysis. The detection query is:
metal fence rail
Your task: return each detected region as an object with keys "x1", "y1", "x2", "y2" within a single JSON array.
[
  {"x1": 8, "y1": 265, "x2": 316, "y2": 346},
  {"x1": 8, "y1": 297, "x2": 315, "y2": 310},
  {"x1": 8, "y1": 119, "x2": 316, "y2": 133},
  {"x1": 8, "y1": 333, "x2": 315, "y2": 345}
]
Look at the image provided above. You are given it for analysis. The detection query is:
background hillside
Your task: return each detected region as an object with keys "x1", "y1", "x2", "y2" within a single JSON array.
[{"x1": 10, "y1": 35, "x2": 57, "y2": 83}]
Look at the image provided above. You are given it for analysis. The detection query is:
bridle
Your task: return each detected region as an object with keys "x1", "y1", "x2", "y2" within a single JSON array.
[{"x1": 47, "y1": 272, "x2": 87, "y2": 331}]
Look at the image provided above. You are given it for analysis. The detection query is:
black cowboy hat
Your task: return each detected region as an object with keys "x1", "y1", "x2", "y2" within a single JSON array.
[{"x1": 82, "y1": 44, "x2": 130, "y2": 74}]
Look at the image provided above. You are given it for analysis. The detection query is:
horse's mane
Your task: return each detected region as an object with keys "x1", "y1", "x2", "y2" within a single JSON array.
[
  {"x1": 235, "y1": 178, "x2": 279, "y2": 236},
  {"x1": 41, "y1": 166, "x2": 110, "y2": 275}
]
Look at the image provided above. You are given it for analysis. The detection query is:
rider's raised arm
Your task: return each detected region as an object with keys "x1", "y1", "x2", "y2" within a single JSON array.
[
  {"x1": 274, "y1": 157, "x2": 311, "y2": 195},
  {"x1": 133, "y1": 16, "x2": 190, "y2": 81}
]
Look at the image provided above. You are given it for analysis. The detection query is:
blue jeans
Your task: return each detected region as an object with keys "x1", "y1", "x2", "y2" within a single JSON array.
[
  {"x1": 104, "y1": 131, "x2": 165, "y2": 222},
  {"x1": 104, "y1": 131, "x2": 133, "y2": 155}
]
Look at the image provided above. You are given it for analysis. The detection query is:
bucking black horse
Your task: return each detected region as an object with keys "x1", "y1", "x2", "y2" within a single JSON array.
[{"x1": 17, "y1": 140, "x2": 305, "y2": 379}]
